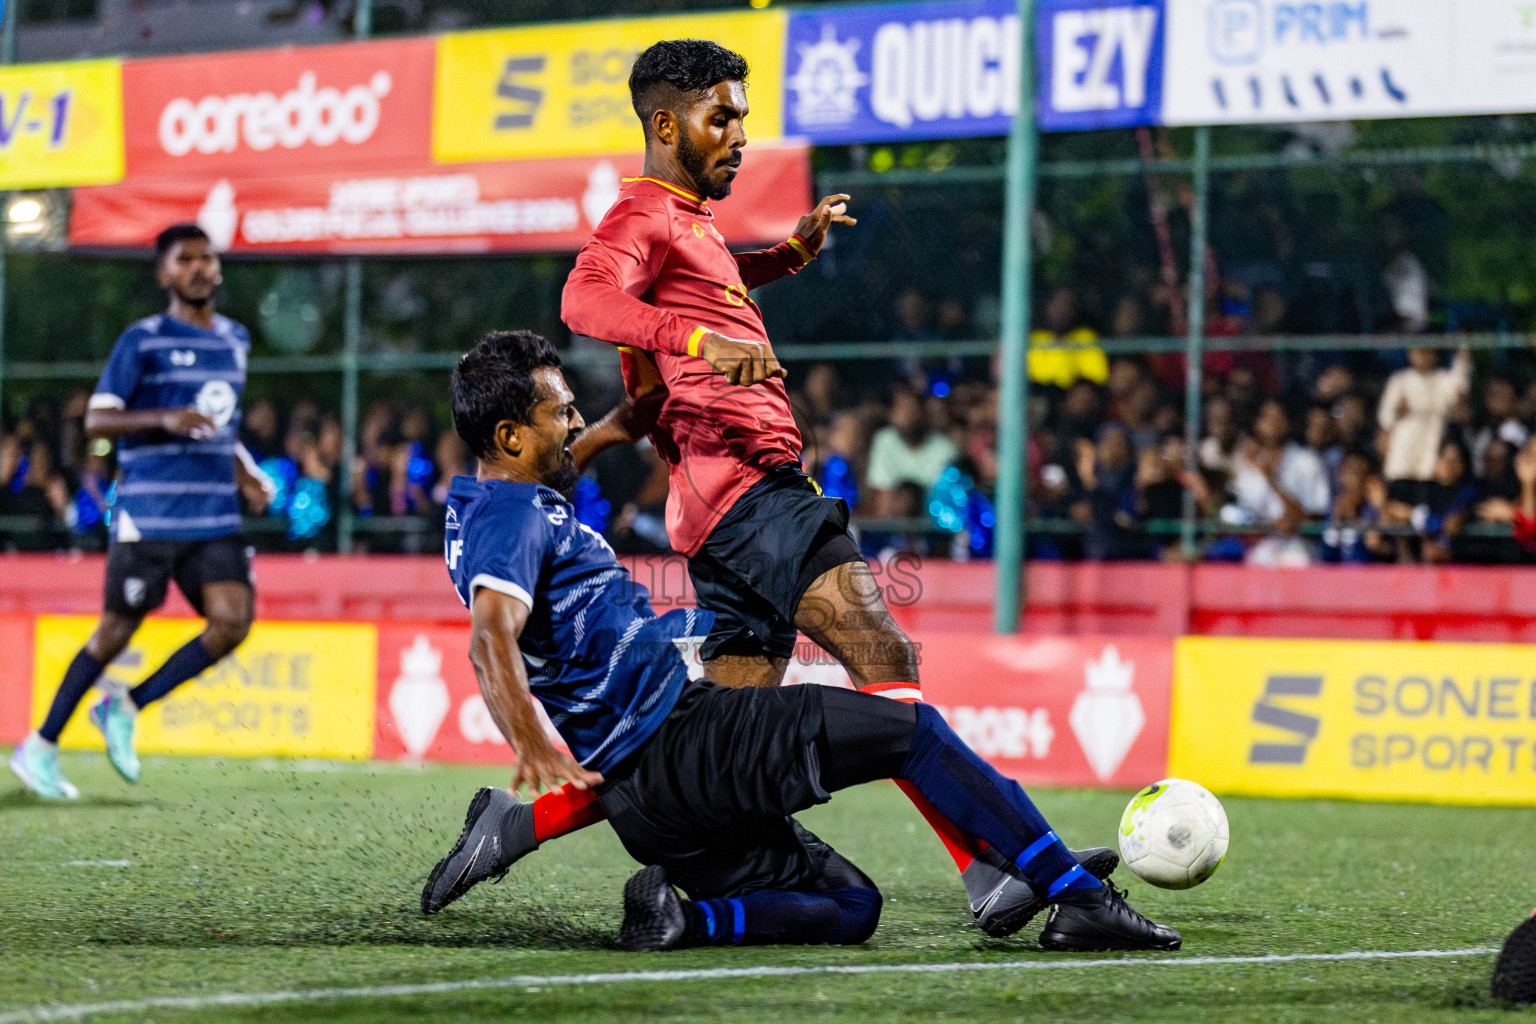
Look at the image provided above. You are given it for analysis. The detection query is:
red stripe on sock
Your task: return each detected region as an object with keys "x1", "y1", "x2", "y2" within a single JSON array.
[
  {"x1": 895, "y1": 780, "x2": 983, "y2": 873},
  {"x1": 856, "y1": 682, "x2": 989, "y2": 871},
  {"x1": 859, "y1": 681, "x2": 923, "y2": 700},
  {"x1": 531, "y1": 782, "x2": 606, "y2": 844}
]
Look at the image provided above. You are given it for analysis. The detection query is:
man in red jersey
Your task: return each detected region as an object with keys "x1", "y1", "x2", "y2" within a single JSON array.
[{"x1": 421, "y1": 39, "x2": 1115, "y2": 941}]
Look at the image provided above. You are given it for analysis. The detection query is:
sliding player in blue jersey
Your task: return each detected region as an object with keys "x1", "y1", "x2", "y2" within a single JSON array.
[
  {"x1": 11, "y1": 224, "x2": 274, "y2": 799},
  {"x1": 422, "y1": 329, "x2": 1179, "y2": 952}
]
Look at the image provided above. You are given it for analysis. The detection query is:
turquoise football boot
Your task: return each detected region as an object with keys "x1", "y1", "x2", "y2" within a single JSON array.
[
  {"x1": 9, "y1": 734, "x2": 80, "y2": 799},
  {"x1": 90, "y1": 692, "x2": 141, "y2": 783}
]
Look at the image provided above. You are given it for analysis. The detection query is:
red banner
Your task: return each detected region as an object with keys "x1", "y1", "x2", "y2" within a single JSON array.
[
  {"x1": 0, "y1": 614, "x2": 35, "y2": 745},
  {"x1": 372, "y1": 623, "x2": 1173, "y2": 789},
  {"x1": 122, "y1": 38, "x2": 435, "y2": 180},
  {"x1": 69, "y1": 145, "x2": 811, "y2": 254},
  {"x1": 916, "y1": 634, "x2": 1173, "y2": 789},
  {"x1": 375, "y1": 623, "x2": 579, "y2": 765}
]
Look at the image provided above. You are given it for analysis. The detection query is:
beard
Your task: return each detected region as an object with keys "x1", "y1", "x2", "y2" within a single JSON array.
[
  {"x1": 549, "y1": 428, "x2": 582, "y2": 496},
  {"x1": 549, "y1": 458, "x2": 580, "y2": 498},
  {"x1": 171, "y1": 283, "x2": 215, "y2": 307},
  {"x1": 677, "y1": 129, "x2": 736, "y2": 200}
]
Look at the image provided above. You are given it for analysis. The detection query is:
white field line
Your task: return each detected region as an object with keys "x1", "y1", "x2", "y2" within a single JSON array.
[{"x1": 0, "y1": 946, "x2": 1499, "y2": 1023}]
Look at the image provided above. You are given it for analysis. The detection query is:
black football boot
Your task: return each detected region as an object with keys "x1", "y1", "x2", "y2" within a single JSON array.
[
  {"x1": 964, "y1": 846, "x2": 1120, "y2": 938},
  {"x1": 618, "y1": 865, "x2": 688, "y2": 952},
  {"x1": 421, "y1": 787, "x2": 537, "y2": 914},
  {"x1": 1037, "y1": 880, "x2": 1182, "y2": 952}
]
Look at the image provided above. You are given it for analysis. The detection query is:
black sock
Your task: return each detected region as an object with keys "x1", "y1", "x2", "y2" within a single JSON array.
[
  {"x1": 38, "y1": 649, "x2": 106, "y2": 743},
  {"x1": 127, "y1": 636, "x2": 217, "y2": 709}
]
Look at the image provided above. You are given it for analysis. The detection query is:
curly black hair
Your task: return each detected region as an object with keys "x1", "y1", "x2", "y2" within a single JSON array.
[
  {"x1": 629, "y1": 39, "x2": 749, "y2": 137},
  {"x1": 451, "y1": 330, "x2": 563, "y2": 459},
  {"x1": 154, "y1": 223, "x2": 210, "y2": 265}
]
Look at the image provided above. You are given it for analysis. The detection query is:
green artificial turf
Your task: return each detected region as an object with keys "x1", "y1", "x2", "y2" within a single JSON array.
[{"x1": 0, "y1": 751, "x2": 1529, "y2": 1023}]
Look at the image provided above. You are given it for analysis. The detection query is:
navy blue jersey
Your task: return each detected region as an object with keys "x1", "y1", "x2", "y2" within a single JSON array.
[
  {"x1": 90, "y1": 313, "x2": 250, "y2": 542},
  {"x1": 444, "y1": 475, "x2": 709, "y2": 774}
]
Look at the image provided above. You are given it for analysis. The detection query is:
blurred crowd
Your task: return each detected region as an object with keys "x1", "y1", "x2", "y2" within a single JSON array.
[{"x1": 8, "y1": 332, "x2": 1536, "y2": 565}]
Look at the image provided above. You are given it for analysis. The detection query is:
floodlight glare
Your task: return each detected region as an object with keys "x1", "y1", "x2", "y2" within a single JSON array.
[{"x1": 8, "y1": 198, "x2": 44, "y2": 225}]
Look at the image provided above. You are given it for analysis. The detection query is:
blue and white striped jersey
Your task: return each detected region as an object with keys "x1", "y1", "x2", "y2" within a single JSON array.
[
  {"x1": 90, "y1": 313, "x2": 249, "y2": 542},
  {"x1": 444, "y1": 475, "x2": 708, "y2": 774}
]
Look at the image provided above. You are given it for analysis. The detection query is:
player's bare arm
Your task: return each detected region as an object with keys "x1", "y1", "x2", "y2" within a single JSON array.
[
  {"x1": 469, "y1": 586, "x2": 603, "y2": 795},
  {"x1": 570, "y1": 382, "x2": 667, "y2": 473},
  {"x1": 85, "y1": 406, "x2": 219, "y2": 441}
]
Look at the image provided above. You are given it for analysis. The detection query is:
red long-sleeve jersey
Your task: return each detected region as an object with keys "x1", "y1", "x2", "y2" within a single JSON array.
[{"x1": 562, "y1": 176, "x2": 813, "y2": 555}]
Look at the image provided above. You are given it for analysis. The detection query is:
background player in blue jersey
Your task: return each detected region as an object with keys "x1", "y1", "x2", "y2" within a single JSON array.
[
  {"x1": 10, "y1": 224, "x2": 274, "y2": 799},
  {"x1": 422, "y1": 330, "x2": 1179, "y2": 953}
]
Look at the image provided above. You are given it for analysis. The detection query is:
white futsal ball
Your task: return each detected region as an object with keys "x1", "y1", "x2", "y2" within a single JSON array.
[{"x1": 1118, "y1": 778, "x2": 1229, "y2": 890}]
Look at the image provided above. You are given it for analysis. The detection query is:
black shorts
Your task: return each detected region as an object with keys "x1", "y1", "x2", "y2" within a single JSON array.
[
  {"x1": 597, "y1": 680, "x2": 881, "y2": 901},
  {"x1": 689, "y1": 467, "x2": 864, "y2": 661},
  {"x1": 103, "y1": 536, "x2": 254, "y2": 618}
]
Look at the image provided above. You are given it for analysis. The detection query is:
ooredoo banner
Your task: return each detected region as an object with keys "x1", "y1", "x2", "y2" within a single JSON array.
[
  {"x1": 33, "y1": 616, "x2": 377, "y2": 759},
  {"x1": 122, "y1": 37, "x2": 435, "y2": 180},
  {"x1": 69, "y1": 145, "x2": 811, "y2": 255},
  {"x1": 1171, "y1": 636, "x2": 1536, "y2": 806},
  {"x1": 433, "y1": 10, "x2": 786, "y2": 164},
  {"x1": 0, "y1": 59, "x2": 125, "y2": 189}
]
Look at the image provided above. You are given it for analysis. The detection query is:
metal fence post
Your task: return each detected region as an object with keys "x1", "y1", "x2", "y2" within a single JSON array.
[
  {"x1": 0, "y1": 0, "x2": 16, "y2": 429},
  {"x1": 1180, "y1": 125, "x2": 1211, "y2": 559},
  {"x1": 338, "y1": 259, "x2": 362, "y2": 553},
  {"x1": 334, "y1": 0, "x2": 373, "y2": 554},
  {"x1": 994, "y1": 0, "x2": 1038, "y2": 634}
]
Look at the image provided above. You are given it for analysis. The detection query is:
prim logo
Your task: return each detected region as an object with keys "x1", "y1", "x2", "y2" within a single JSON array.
[{"x1": 1248, "y1": 673, "x2": 1323, "y2": 764}]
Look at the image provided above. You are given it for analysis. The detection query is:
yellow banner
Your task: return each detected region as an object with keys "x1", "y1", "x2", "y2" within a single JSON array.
[
  {"x1": 1170, "y1": 636, "x2": 1536, "y2": 806},
  {"x1": 433, "y1": 10, "x2": 786, "y2": 163},
  {"x1": 0, "y1": 59, "x2": 124, "y2": 189},
  {"x1": 32, "y1": 616, "x2": 376, "y2": 759}
]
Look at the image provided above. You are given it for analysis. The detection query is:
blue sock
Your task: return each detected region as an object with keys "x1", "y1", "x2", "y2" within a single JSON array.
[
  {"x1": 899, "y1": 703, "x2": 1100, "y2": 897},
  {"x1": 38, "y1": 649, "x2": 105, "y2": 743},
  {"x1": 127, "y1": 636, "x2": 217, "y2": 709},
  {"x1": 685, "y1": 887, "x2": 881, "y2": 946}
]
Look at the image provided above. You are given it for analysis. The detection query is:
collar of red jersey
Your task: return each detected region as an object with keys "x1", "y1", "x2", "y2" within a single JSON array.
[{"x1": 622, "y1": 176, "x2": 708, "y2": 206}]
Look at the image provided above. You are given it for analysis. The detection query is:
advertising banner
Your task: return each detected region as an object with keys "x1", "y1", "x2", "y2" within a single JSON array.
[
  {"x1": 1160, "y1": 0, "x2": 1536, "y2": 126},
  {"x1": 434, "y1": 10, "x2": 786, "y2": 164},
  {"x1": 0, "y1": 59, "x2": 124, "y2": 190},
  {"x1": 374, "y1": 623, "x2": 1172, "y2": 790},
  {"x1": 1037, "y1": 0, "x2": 1165, "y2": 130},
  {"x1": 376, "y1": 623, "x2": 569, "y2": 765},
  {"x1": 122, "y1": 37, "x2": 435, "y2": 180},
  {"x1": 785, "y1": 1, "x2": 1022, "y2": 144},
  {"x1": 1171, "y1": 636, "x2": 1536, "y2": 806},
  {"x1": 0, "y1": 614, "x2": 35, "y2": 745},
  {"x1": 32, "y1": 616, "x2": 377, "y2": 759},
  {"x1": 917, "y1": 633, "x2": 1172, "y2": 788},
  {"x1": 69, "y1": 144, "x2": 810, "y2": 255}
]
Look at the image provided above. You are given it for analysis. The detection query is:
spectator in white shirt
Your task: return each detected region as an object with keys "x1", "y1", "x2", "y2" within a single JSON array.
[
  {"x1": 1226, "y1": 399, "x2": 1332, "y2": 566},
  {"x1": 1378, "y1": 346, "x2": 1470, "y2": 507},
  {"x1": 865, "y1": 386, "x2": 959, "y2": 516}
]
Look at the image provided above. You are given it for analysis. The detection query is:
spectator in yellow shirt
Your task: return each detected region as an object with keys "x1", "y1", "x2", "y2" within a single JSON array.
[{"x1": 1029, "y1": 286, "x2": 1108, "y2": 388}]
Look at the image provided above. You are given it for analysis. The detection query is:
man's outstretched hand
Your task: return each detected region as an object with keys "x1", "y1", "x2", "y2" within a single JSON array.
[
  {"x1": 701, "y1": 332, "x2": 786, "y2": 387},
  {"x1": 793, "y1": 193, "x2": 856, "y2": 257},
  {"x1": 510, "y1": 744, "x2": 603, "y2": 798}
]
